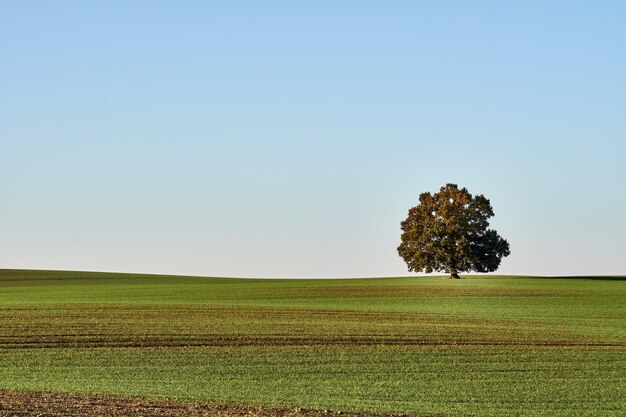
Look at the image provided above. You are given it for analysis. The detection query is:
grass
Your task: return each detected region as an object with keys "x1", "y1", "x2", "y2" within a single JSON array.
[{"x1": 0, "y1": 269, "x2": 624, "y2": 416}]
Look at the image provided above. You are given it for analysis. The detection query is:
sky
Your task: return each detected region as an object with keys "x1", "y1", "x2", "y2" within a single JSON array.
[{"x1": 1, "y1": 1, "x2": 625, "y2": 277}]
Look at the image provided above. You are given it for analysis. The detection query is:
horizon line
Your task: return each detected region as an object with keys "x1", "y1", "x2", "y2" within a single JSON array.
[{"x1": 1, "y1": 268, "x2": 624, "y2": 280}]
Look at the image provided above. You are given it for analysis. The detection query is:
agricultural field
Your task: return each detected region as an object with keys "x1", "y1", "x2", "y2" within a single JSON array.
[{"x1": 0, "y1": 270, "x2": 624, "y2": 416}]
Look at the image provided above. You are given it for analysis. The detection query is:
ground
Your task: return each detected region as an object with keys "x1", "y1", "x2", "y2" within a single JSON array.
[
  {"x1": 0, "y1": 392, "x2": 415, "y2": 417},
  {"x1": 0, "y1": 270, "x2": 624, "y2": 416}
]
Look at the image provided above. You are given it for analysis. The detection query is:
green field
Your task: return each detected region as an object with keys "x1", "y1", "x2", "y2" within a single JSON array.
[{"x1": 0, "y1": 270, "x2": 624, "y2": 416}]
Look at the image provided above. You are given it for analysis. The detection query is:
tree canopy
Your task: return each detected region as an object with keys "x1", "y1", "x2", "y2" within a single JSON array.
[{"x1": 397, "y1": 183, "x2": 510, "y2": 278}]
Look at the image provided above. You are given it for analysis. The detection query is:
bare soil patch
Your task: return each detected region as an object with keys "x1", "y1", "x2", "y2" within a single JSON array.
[{"x1": 0, "y1": 391, "x2": 416, "y2": 417}]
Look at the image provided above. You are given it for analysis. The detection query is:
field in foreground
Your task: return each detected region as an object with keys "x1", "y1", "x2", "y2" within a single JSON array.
[{"x1": 0, "y1": 270, "x2": 624, "y2": 416}]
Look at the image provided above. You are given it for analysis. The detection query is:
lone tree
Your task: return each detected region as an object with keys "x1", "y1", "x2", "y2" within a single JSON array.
[{"x1": 397, "y1": 183, "x2": 510, "y2": 279}]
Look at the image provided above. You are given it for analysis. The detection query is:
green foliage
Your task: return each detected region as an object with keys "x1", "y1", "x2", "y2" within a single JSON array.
[{"x1": 398, "y1": 183, "x2": 510, "y2": 278}]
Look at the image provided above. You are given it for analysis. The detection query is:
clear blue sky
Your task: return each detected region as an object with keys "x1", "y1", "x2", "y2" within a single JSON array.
[{"x1": 1, "y1": 1, "x2": 625, "y2": 277}]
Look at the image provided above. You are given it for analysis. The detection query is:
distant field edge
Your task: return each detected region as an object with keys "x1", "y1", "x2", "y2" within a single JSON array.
[{"x1": 0, "y1": 268, "x2": 624, "y2": 281}]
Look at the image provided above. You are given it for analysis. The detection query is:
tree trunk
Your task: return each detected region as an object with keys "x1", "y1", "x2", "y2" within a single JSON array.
[{"x1": 449, "y1": 270, "x2": 460, "y2": 279}]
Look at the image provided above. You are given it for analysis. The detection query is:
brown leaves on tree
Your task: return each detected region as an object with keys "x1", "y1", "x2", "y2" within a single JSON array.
[{"x1": 398, "y1": 184, "x2": 510, "y2": 279}]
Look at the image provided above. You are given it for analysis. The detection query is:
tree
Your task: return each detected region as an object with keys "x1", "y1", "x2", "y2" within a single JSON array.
[{"x1": 397, "y1": 183, "x2": 510, "y2": 279}]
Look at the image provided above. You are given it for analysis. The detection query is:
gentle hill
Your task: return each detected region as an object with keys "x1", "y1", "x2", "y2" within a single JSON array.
[{"x1": 0, "y1": 269, "x2": 624, "y2": 416}]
